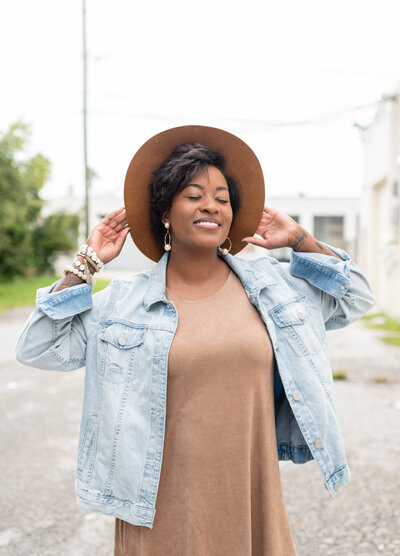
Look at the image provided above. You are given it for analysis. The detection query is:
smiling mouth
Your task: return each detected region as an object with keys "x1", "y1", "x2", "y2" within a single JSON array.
[
  {"x1": 193, "y1": 222, "x2": 221, "y2": 229},
  {"x1": 193, "y1": 216, "x2": 221, "y2": 230}
]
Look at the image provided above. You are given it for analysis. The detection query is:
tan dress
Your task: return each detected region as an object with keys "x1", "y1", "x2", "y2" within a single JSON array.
[{"x1": 115, "y1": 269, "x2": 296, "y2": 555}]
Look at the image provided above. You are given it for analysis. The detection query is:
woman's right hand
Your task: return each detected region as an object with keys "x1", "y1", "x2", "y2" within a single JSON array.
[{"x1": 86, "y1": 207, "x2": 130, "y2": 264}]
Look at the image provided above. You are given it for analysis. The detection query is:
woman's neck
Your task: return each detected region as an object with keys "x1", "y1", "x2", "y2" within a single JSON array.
[{"x1": 166, "y1": 246, "x2": 229, "y2": 289}]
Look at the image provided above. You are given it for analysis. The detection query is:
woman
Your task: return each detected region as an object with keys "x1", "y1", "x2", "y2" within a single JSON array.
[{"x1": 16, "y1": 125, "x2": 375, "y2": 555}]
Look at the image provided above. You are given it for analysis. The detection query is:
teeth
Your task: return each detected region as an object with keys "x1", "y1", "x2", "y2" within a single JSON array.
[{"x1": 194, "y1": 222, "x2": 219, "y2": 227}]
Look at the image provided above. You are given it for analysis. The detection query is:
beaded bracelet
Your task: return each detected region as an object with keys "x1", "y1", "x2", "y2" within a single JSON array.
[{"x1": 63, "y1": 244, "x2": 104, "y2": 285}]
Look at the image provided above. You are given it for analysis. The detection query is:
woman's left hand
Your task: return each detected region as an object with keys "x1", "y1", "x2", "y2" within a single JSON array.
[{"x1": 242, "y1": 207, "x2": 301, "y2": 250}]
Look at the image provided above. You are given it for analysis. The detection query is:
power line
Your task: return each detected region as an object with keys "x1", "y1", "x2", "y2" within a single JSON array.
[
  {"x1": 87, "y1": 93, "x2": 398, "y2": 131},
  {"x1": 88, "y1": 52, "x2": 397, "y2": 76}
]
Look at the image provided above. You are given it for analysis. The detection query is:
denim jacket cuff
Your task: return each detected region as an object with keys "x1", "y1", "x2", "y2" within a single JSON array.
[
  {"x1": 36, "y1": 280, "x2": 93, "y2": 320},
  {"x1": 289, "y1": 241, "x2": 351, "y2": 299}
]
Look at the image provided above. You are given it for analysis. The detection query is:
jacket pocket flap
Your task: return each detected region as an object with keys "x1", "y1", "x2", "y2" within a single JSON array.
[
  {"x1": 270, "y1": 301, "x2": 307, "y2": 327},
  {"x1": 100, "y1": 325, "x2": 145, "y2": 349}
]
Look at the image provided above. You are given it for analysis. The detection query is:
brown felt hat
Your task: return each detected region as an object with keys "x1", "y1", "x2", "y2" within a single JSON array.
[{"x1": 124, "y1": 125, "x2": 265, "y2": 262}]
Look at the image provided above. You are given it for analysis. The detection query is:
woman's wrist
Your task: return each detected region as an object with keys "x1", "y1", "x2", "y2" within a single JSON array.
[
  {"x1": 289, "y1": 226, "x2": 309, "y2": 251},
  {"x1": 289, "y1": 226, "x2": 344, "y2": 260},
  {"x1": 75, "y1": 255, "x2": 96, "y2": 275},
  {"x1": 53, "y1": 272, "x2": 86, "y2": 292}
]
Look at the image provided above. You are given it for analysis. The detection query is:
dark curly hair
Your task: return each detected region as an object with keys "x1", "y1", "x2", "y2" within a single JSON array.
[{"x1": 149, "y1": 142, "x2": 241, "y2": 247}]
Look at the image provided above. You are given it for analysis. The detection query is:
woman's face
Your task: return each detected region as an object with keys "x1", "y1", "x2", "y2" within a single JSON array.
[{"x1": 164, "y1": 165, "x2": 233, "y2": 253}]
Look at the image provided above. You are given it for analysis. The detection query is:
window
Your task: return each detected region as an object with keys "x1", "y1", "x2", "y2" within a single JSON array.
[{"x1": 313, "y1": 216, "x2": 344, "y2": 248}]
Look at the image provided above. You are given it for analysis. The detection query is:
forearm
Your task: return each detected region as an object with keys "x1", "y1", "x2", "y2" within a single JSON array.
[
  {"x1": 52, "y1": 256, "x2": 95, "y2": 292},
  {"x1": 291, "y1": 227, "x2": 344, "y2": 261}
]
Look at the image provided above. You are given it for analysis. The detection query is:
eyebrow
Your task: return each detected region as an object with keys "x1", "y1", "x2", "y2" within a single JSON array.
[{"x1": 183, "y1": 183, "x2": 229, "y2": 192}]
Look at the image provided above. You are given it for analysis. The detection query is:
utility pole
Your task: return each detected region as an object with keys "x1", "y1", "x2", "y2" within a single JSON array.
[{"x1": 83, "y1": 0, "x2": 89, "y2": 238}]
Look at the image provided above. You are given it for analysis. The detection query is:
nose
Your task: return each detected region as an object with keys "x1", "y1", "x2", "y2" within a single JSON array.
[{"x1": 200, "y1": 195, "x2": 220, "y2": 214}]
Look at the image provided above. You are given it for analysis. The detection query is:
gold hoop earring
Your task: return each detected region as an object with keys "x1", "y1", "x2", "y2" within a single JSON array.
[
  {"x1": 218, "y1": 236, "x2": 232, "y2": 256},
  {"x1": 164, "y1": 222, "x2": 171, "y2": 251}
]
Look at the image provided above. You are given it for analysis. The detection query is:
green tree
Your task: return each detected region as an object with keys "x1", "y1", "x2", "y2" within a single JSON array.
[{"x1": 0, "y1": 122, "x2": 79, "y2": 279}]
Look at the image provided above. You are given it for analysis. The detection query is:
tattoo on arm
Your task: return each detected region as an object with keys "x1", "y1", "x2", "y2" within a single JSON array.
[
  {"x1": 292, "y1": 229, "x2": 308, "y2": 250},
  {"x1": 315, "y1": 241, "x2": 327, "y2": 252},
  {"x1": 52, "y1": 272, "x2": 85, "y2": 292}
]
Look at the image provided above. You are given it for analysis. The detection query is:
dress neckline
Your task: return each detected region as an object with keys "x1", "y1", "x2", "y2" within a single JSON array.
[{"x1": 166, "y1": 270, "x2": 233, "y2": 304}]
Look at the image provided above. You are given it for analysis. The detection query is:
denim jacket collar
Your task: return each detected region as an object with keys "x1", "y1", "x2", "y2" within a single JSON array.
[
  {"x1": 143, "y1": 252, "x2": 169, "y2": 311},
  {"x1": 143, "y1": 250, "x2": 277, "y2": 311}
]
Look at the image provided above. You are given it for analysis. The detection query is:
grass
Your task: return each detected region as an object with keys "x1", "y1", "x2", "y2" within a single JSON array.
[
  {"x1": 361, "y1": 312, "x2": 400, "y2": 346},
  {"x1": 361, "y1": 312, "x2": 385, "y2": 321},
  {"x1": 372, "y1": 376, "x2": 389, "y2": 383},
  {"x1": 366, "y1": 319, "x2": 400, "y2": 332},
  {"x1": 362, "y1": 313, "x2": 400, "y2": 332},
  {"x1": 0, "y1": 274, "x2": 110, "y2": 312},
  {"x1": 332, "y1": 369, "x2": 348, "y2": 380},
  {"x1": 380, "y1": 336, "x2": 400, "y2": 347}
]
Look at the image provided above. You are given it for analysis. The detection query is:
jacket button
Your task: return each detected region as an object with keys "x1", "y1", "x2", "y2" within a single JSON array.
[
  {"x1": 297, "y1": 310, "x2": 305, "y2": 320},
  {"x1": 293, "y1": 391, "x2": 301, "y2": 401},
  {"x1": 249, "y1": 295, "x2": 253, "y2": 300},
  {"x1": 314, "y1": 439, "x2": 323, "y2": 449},
  {"x1": 118, "y1": 335, "x2": 127, "y2": 346},
  {"x1": 340, "y1": 285, "x2": 345, "y2": 291}
]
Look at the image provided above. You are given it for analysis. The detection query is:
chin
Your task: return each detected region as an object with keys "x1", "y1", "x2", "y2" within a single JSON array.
[{"x1": 190, "y1": 239, "x2": 222, "y2": 252}]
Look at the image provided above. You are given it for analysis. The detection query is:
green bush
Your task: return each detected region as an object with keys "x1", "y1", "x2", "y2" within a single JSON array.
[{"x1": 0, "y1": 122, "x2": 79, "y2": 278}]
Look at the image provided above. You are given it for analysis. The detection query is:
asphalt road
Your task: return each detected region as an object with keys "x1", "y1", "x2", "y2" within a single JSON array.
[{"x1": 1, "y1": 306, "x2": 399, "y2": 555}]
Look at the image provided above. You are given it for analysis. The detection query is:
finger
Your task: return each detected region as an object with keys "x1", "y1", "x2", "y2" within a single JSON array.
[
  {"x1": 108, "y1": 215, "x2": 127, "y2": 231},
  {"x1": 116, "y1": 226, "x2": 130, "y2": 247},
  {"x1": 241, "y1": 237, "x2": 268, "y2": 248},
  {"x1": 103, "y1": 207, "x2": 126, "y2": 225},
  {"x1": 114, "y1": 216, "x2": 128, "y2": 232}
]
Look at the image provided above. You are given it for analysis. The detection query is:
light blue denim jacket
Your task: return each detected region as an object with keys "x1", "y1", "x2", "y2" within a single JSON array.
[{"x1": 16, "y1": 243, "x2": 375, "y2": 528}]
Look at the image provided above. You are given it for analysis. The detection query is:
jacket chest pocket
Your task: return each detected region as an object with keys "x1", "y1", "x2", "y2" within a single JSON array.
[
  {"x1": 99, "y1": 324, "x2": 146, "y2": 384},
  {"x1": 270, "y1": 300, "x2": 323, "y2": 357}
]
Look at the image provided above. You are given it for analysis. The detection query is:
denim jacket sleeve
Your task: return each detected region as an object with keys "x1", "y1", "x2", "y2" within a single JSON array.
[
  {"x1": 15, "y1": 279, "x2": 112, "y2": 371},
  {"x1": 288, "y1": 241, "x2": 376, "y2": 330}
]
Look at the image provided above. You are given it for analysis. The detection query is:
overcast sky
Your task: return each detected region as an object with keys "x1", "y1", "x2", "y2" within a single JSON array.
[{"x1": 1, "y1": 0, "x2": 399, "y2": 205}]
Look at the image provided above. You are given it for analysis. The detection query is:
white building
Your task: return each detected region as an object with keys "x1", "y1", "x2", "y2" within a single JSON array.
[{"x1": 358, "y1": 91, "x2": 400, "y2": 319}]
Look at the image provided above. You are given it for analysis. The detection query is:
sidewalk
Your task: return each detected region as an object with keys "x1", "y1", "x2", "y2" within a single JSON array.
[
  {"x1": 281, "y1": 322, "x2": 400, "y2": 555},
  {"x1": 1, "y1": 309, "x2": 399, "y2": 555}
]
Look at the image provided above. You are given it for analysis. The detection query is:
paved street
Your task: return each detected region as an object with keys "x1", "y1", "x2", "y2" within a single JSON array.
[{"x1": 1, "y1": 306, "x2": 399, "y2": 555}]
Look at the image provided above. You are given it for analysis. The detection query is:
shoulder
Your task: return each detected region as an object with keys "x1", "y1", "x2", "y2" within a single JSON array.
[
  {"x1": 233, "y1": 254, "x2": 321, "y2": 305},
  {"x1": 231, "y1": 253, "x2": 284, "y2": 278},
  {"x1": 96, "y1": 271, "x2": 150, "y2": 298}
]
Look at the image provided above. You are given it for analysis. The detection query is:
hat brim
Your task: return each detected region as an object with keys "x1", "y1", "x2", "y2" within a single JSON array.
[{"x1": 124, "y1": 125, "x2": 265, "y2": 262}]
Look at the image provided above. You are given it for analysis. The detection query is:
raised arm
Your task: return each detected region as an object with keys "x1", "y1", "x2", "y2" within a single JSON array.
[
  {"x1": 242, "y1": 206, "x2": 344, "y2": 260},
  {"x1": 53, "y1": 207, "x2": 130, "y2": 292},
  {"x1": 15, "y1": 208, "x2": 130, "y2": 370},
  {"x1": 243, "y1": 206, "x2": 375, "y2": 328}
]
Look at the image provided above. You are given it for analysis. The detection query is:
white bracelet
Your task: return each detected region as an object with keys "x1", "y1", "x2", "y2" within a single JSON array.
[
  {"x1": 63, "y1": 244, "x2": 104, "y2": 285},
  {"x1": 63, "y1": 262, "x2": 96, "y2": 285},
  {"x1": 78, "y1": 244, "x2": 104, "y2": 271}
]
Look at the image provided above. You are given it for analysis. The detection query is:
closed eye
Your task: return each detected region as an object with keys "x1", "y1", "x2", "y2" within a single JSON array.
[{"x1": 186, "y1": 196, "x2": 229, "y2": 203}]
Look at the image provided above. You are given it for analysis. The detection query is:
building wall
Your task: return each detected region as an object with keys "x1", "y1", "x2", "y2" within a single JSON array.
[
  {"x1": 266, "y1": 196, "x2": 360, "y2": 263},
  {"x1": 359, "y1": 93, "x2": 400, "y2": 318}
]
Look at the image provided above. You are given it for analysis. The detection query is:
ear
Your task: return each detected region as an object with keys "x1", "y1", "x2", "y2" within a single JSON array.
[{"x1": 161, "y1": 210, "x2": 170, "y2": 225}]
